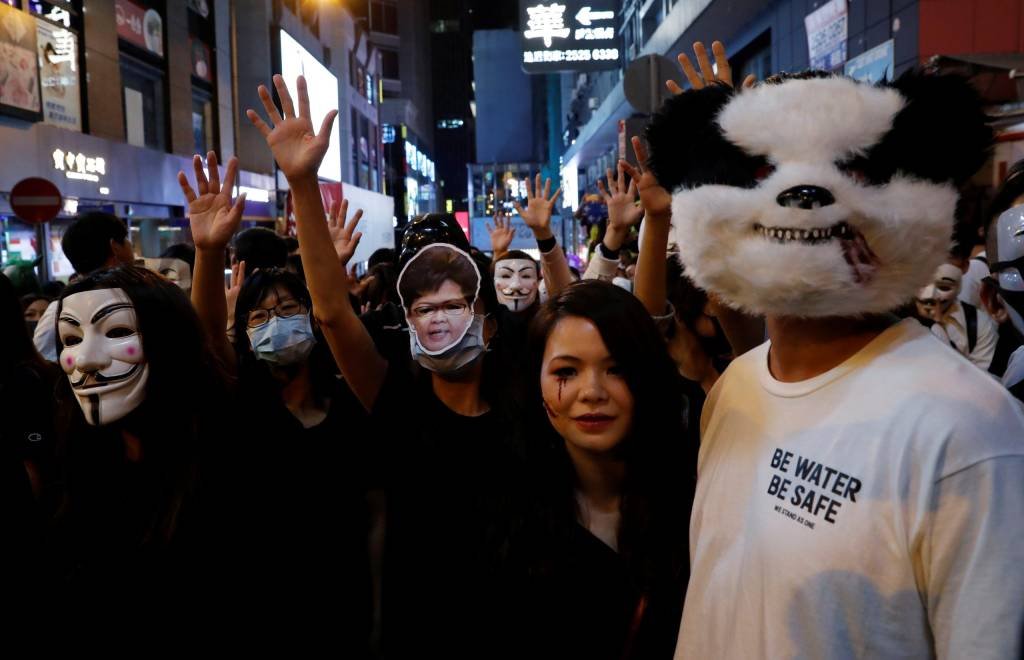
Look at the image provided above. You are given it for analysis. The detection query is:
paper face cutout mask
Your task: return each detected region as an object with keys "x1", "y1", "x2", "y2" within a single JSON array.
[
  {"x1": 645, "y1": 71, "x2": 991, "y2": 318},
  {"x1": 989, "y1": 206, "x2": 1024, "y2": 335},
  {"x1": 494, "y1": 258, "x2": 539, "y2": 312},
  {"x1": 398, "y1": 243, "x2": 482, "y2": 355},
  {"x1": 58, "y1": 288, "x2": 149, "y2": 426},
  {"x1": 139, "y1": 258, "x2": 192, "y2": 291}
]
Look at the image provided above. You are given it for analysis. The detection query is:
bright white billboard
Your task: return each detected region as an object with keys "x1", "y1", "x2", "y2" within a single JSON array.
[{"x1": 279, "y1": 29, "x2": 341, "y2": 182}]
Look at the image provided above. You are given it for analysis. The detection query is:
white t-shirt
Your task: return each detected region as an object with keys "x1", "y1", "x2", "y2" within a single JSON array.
[
  {"x1": 1004, "y1": 346, "x2": 1024, "y2": 390},
  {"x1": 677, "y1": 319, "x2": 1024, "y2": 660},
  {"x1": 930, "y1": 300, "x2": 998, "y2": 371},
  {"x1": 32, "y1": 299, "x2": 59, "y2": 362},
  {"x1": 959, "y1": 253, "x2": 987, "y2": 308}
]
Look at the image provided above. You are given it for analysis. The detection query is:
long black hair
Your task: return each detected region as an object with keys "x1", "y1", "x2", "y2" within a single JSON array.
[
  {"x1": 1, "y1": 273, "x2": 47, "y2": 380},
  {"x1": 522, "y1": 280, "x2": 695, "y2": 590},
  {"x1": 232, "y1": 267, "x2": 337, "y2": 401},
  {"x1": 54, "y1": 266, "x2": 227, "y2": 544}
]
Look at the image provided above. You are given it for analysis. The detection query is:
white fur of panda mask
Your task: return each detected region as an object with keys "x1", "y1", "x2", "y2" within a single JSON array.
[{"x1": 646, "y1": 71, "x2": 991, "y2": 318}]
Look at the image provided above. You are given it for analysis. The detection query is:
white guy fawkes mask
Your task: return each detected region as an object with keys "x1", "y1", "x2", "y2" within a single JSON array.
[
  {"x1": 58, "y1": 288, "x2": 149, "y2": 426},
  {"x1": 494, "y1": 258, "x2": 539, "y2": 312},
  {"x1": 989, "y1": 205, "x2": 1024, "y2": 335},
  {"x1": 140, "y1": 257, "x2": 192, "y2": 292},
  {"x1": 932, "y1": 263, "x2": 962, "y2": 317},
  {"x1": 916, "y1": 284, "x2": 939, "y2": 321}
]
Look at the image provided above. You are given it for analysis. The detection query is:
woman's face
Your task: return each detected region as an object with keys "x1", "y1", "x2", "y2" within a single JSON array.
[
  {"x1": 245, "y1": 284, "x2": 306, "y2": 329},
  {"x1": 23, "y1": 298, "x2": 48, "y2": 322},
  {"x1": 541, "y1": 316, "x2": 634, "y2": 455},
  {"x1": 409, "y1": 279, "x2": 473, "y2": 352}
]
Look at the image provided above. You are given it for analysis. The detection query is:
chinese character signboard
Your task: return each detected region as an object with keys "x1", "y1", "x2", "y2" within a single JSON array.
[
  {"x1": 115, "y1": 0, "x2": 163, "y2": 58},
  {"x1": 51, "y1": 147, "x2": 106, "y2": 182},
  {"x1": 805, "y1": 0, "x2": 847, "y2": 71},
  {"x1": 36, "y1": 17, "x2": 81, "y2": 131},
  {"x1": 0, "y1": 3, "x2": 42, "y2": 119},
  {"x1": 520, "y1": 0, "x2": 619, "y2": 73},
  {"x1": 844, "y1": 39, "x2": 894, "y2": 84}
]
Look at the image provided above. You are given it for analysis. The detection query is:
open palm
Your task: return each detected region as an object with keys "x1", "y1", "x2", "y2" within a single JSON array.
[
  {"x1": 514, "y1": 174, "x2": 562, "y2": 239},
  {"x1": 620, "y1": 137, "x2": 672, "y2": 220},
  {"x1": 247, "y1": 74, "x2": 337, "y2": 181},
  {"x1": 598, "y1": 162, "x2": 643, "y2": 233},
  {"x1": 178, "y1": 151, "x2": 245, "y2": 251},
  {"x1": 326, "y1": 198, "x2": 364, "y2": 266}
]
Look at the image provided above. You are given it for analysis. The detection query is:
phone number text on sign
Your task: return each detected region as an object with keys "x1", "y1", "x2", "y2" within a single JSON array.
[{"x1": 523, "y1": 48, "x2": 618, "y2": 63}]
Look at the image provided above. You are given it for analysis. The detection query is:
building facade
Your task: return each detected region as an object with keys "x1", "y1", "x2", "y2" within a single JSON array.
[
  {"x1": 0, "y1": 0, "x2": 390, "y2": 281},
  {"x1": 560, "y1": 0, "x2": 1024, "y2": 255}
]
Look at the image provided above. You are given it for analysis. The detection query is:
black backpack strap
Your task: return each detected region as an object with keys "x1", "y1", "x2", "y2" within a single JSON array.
[{"x1": 963, "y1": 302, "x2": 978, "y2": 353}]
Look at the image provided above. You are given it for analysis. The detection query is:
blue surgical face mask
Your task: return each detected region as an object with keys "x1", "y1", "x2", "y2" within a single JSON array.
[
  {"x1": 409, "y1": 314, "x2": 487, "y2": 374},
  {"x1": 246, "y1": 313, "x2": 316, "y2": 367}
]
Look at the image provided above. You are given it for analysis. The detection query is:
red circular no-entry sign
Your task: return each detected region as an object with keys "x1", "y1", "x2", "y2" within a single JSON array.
[{"x1": 10, "y1": 177, "x2": 63, "y2": 224}]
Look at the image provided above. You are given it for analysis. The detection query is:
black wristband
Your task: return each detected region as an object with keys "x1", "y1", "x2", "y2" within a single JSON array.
[
  {"x1": 537, "y1": 236, "x2": 557, "y2": 253},
  {"x1": 599, "y1": 242, "x2": 620, "y2": 260}
]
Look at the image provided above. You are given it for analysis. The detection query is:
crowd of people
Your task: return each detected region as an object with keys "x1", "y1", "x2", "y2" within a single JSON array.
[{"x1": 4, "y1": 41, "x2": 1023, "y2": 657}]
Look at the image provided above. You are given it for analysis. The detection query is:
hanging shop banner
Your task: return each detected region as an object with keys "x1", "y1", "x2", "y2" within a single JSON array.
[
  {"x1": 36, "y1": 17, "x2": 81, "y2": 131},
  {"x1": 519, "y1": 0, "x2": 620, "y2": 73},
  {"x1": 844, "y1": 38, "x2": 895, "y2": 84},
  {"x1": 805, "y1": 0, "x2": 847, "y2": 71},
  {"x1": 0, "y1": 3, "x2": 42, "y2": 119},
  {"x1": 115, "y1": 0, "x2": 163, "y2": 58}
]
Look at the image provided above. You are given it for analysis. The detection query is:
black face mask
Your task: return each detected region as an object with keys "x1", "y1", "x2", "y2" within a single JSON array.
[{"x1": 25, "y1": 320, "x2": 38, "y2": 336}]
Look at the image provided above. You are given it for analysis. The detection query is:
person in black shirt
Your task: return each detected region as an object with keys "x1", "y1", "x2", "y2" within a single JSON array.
[
  {"x1": 1, "y1": 273, "x2": 60, "y2": 587},
  {"x1": 245, "y1": 75, "x2": 576, "y2": 657},
  {"x1": 516, "y1": 280, "x2": 695, "y2": 659},
  {"x1": 179, "y1": 153, "x2": 377, "y2": 654},
  {"x1": 43, "y1": 266, "x2": 229, "y2": 627}
]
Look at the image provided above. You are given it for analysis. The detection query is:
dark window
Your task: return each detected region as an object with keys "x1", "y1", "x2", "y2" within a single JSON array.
[
  {"x1": 121, "y1": 53, "x2": 166, "y2": 151},
  {"x1": 370, "y1": 0, "x2": 397, "y2": 35},
  {"x1": 192, "y1": 86, "x2": 214, "y2": 155},
  {"x1": 380, "y1": 47, "x2": 399, "y2": 80}
]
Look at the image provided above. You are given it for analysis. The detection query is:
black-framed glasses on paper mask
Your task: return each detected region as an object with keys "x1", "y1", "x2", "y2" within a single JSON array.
[
  {"x1": 411, "y1": 300, "x2": 471, "y2": 320},
  {"x1": 246, "y1": 299, "x2": 307, "y2": 328}
]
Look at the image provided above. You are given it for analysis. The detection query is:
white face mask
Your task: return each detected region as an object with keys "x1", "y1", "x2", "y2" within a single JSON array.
[
  {"x1": 991, "y1": 206, "x2": 1024, "y2": 335},
  {"x1": 409, "y1": 314, "x2": 487, "y2": 374},
  {"x1": 916, "y1": 284, "x2": 939, "y2": 321},
  {"x1": 140, "y1": 257, "x2": 192, "y2": 292},
  {"x1": 931, "y1": 263, "x2": 962, "y2": 316},
  {"x1": 58, "y1": 288, "x2": 149, "y2": 426},
  {"x1": 494, "y1": 258, "x2": 539, "y2": 312}
]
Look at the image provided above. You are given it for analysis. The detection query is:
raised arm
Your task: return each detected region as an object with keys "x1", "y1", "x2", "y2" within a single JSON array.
[
  {"x1": 515, "y1": 174, "x2": 573, "y2": 298},
  {"x1": 247, "y1": 74, "x2": 387, "y2": 411},
  {"x1": 178, "y1": 151, "x2": 245, "y2": 373},
  {"x1": 588, "y1": 161, "x2": 645, "y2": 283},
  {"x1": 620, "y1": 137, "x2": 672, "y2": 317},
  {"x1": 486, "y1": 213, "x2": 515, "y2": 260}
]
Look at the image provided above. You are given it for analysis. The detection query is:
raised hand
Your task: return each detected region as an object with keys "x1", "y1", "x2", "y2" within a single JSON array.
[
  {"x1": 598, "y1": 161, "x2": 643, "y2": 249},
  {"x1": 486, "y1": 213, "x2": 515, "y2": 257},
  {"x1": 514, "y1": 174, "x2": 562, "y2": 241},
  {"x1": 246, "y1": 74, "x2": 338, "y2": 181},
  {"x1": 178, "y1": 151, "x2": 245, "y2": 252},
  {"x1": 225, "y1": 259, "x2": 245, "y2": 329},
  {"x1": 665, "y1": 40, "x2": 756, "y2": 95},
  {"x1": 619, "y1": 137, "x2": 672, "y2": 221},
  {"x1": 327, "y1": 198, "x2": 363, "y2": 267}
]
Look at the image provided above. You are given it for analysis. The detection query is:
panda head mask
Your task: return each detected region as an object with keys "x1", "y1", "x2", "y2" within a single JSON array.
[{"x1": 645, "y1": 71, "x2": 991, "y2": 318}]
